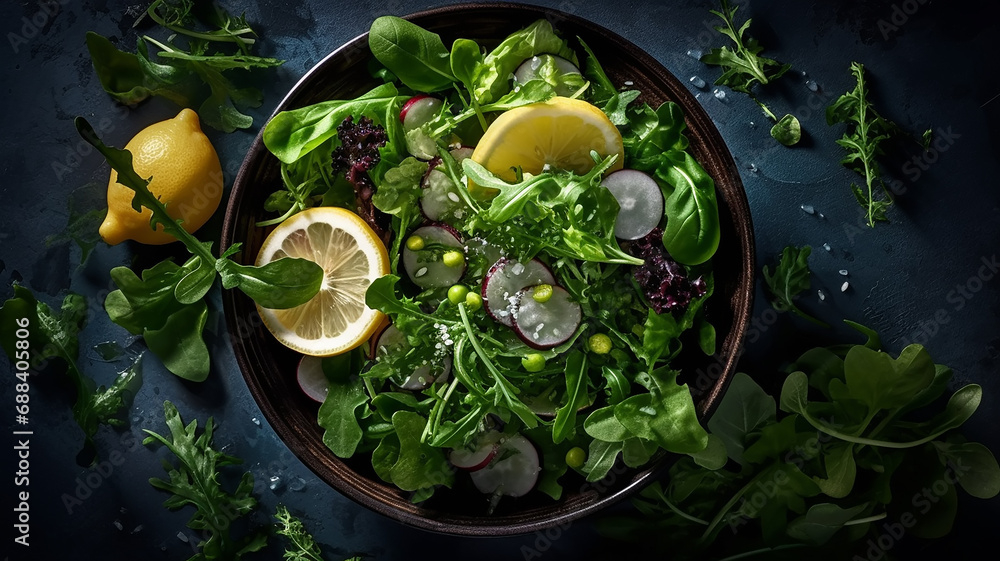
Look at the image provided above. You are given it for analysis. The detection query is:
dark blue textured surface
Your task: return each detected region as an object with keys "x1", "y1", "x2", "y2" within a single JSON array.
[{"x1": 2, "y1": 0, "x2": 998, "y2": 559}]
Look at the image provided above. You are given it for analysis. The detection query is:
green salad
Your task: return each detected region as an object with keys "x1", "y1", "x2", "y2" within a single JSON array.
[{"x1": 257, "y1": 15, "x2": 723, "y2": 505}]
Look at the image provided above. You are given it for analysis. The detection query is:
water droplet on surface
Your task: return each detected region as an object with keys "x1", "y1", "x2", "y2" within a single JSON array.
[
  {"x1": 288, "y1": 477, "x2": 306, "y2": 492},
  {"x1": 823, "y1": 243, "x2": 832, "y2": 252},
  {"x1": 94, "y1": 341, "x2": 124, "y2": 361},
  {"x1": 817, "y1": 289, "x2": 826, "y2": 301},
  {"x1": 805, "y1": 80, "x2": 819, "y2": 92},
  {"x1": 839, "y1": 269, "x2": 849, "y2": 276},
  {"x1": 131, "y1": 524, "x2": 144, "y2": 535},
  {"x1": 800, "y1": 204, "x2": 815, "y2": 215},
  {"x1": 841, "y1": 281, "x2": 850, "y2": 293},
  {"x1": 748, "y1": 163, "x2": 758, "y2": 173},
  {"x1": 269, "y1": 475, "x2": 283, "y2": 491},
  {"x1": 713, "y1": 88, "x2": 726, "y2": 101},
  {"x1": 251, "y1": 417, "x2": 260, "y2": 427},
  {"x1": 113, "y1": 519, "x2": 124, "y2": 531},
  {"x1": 177, "y1": 532, "x2": 189, "y2": 543},
  {"x1": 689, "y1": 75, "x2": 706, "y2": 89},
  {"x1": 686, "y1": 49, "x2": 703, "y2": 60}
]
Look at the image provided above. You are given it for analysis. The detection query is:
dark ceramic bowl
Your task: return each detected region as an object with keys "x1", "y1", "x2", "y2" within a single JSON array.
[{"x1": 221, "y1": 3, "x2": 754, "y2": 537}]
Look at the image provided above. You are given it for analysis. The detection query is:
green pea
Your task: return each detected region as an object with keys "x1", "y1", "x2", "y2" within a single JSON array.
[
  {"x1": 565, "y1": 447, "x2": 586, "y2": 468},
  {"x1": 464, "y1": 292, "x2": 483, "y2": 311},
  {"x1": 588, "y1": 333, "x2": 612, "y2": 355},
  {"x1": 532, "y1": 283, "x2": 553, "y2": 303},
  {"x1": 521, "y1": 353, "x2": 546, "y2": 372},
  {"x1": 442, "y1": 250, "x2": 465, "y2": 267},
  {"x1": 405, "y1": 235, "x2": 424, "y2": 251},
  {"x1": 448, "y1": 284, "x2": 470, "y2": 304}
]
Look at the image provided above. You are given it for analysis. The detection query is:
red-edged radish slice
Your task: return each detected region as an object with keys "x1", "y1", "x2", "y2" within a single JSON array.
[
  {"x1": 449, "y1": 431, "x2": 502, "y2": 471},
  {"x1": 297, "y1": 355, "x2": 329, "y2": 403},
  {"x1": 420, "y1": 169, "x2": 464, "y2": 221},
  {"x1": 374, "y1": 325, "x2": 450, "y2": 390},
  {"x1": 402, "y1": 224, "x2": 466, "y2": 289},
  {"x1": 400, "y1": 95, "x2": 443, "y2": 130},
  {"x1": 511, "y1": 285, "x2": 583, "y2": 349},
  {"x1": 601, "y1": 169, "x2": 664, "y2": 240},
  {"x1": 469, "y1": 434, "x2": 541, "y2": 497},
  {"x1": 482, "y1": 258, "x2": 556, "y2": 327}
]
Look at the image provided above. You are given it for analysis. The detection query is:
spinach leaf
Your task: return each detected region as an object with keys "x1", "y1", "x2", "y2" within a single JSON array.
[
  {"x1": 263, "y1": 83, "x2": 404, "y2": 164},
  {"x1": 216, "y1": 258, "x2": 324, "y2": 310},
  {"x1": 785, "y1": 502, "x2": 868, "y2": 546},
  {"x1": 843, "y1": 344, "x2": 935, "y2": 412},
  {"x1": 143, "y1": 401, "x2": 267, "y2": 559},
  {"x1": 578, "y1": 37, "x2": 639, "y2": 125},
  {"x1": 932, "y1": 441, "x2": 1000, "y2": 499},
  {"x1": 706, "y1": 372, "x2": 776, "y2": 465},
  {"x1": 771, "y1": 113, "x2": 802, "y2": 146},
  {"x1": 369, "y1": 16, "x2": 455, "y2": 92},
  {"x1": 762, "y1": 245, "x2": 829, "y2": 327},
  {"x1": 653, "y1": 150, "x2": 721, "y2": 266}
]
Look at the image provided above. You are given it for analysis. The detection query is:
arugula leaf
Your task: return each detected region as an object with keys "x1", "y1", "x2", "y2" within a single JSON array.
[
  {"x1": 371, "y1": 157, "x2": 429, "y2": 269},
  {"x1": 762, "y1": 245, "x2": 829, "y2": 327},
  {"x1": 700, "y1": 0, "x2": 800, "y2": 145},
  {"x1": 274, "y1": 505, "x2": 323, "y2": 561},
  {"x1": 826, "y1": 62, "x2": 903, "y2": 227},
  {"x1": 144, "y1": 401, "x2": 267, "y2": 560},
  {"x1": 0, "y1": 285, "x2": 141, "y2": 462}
]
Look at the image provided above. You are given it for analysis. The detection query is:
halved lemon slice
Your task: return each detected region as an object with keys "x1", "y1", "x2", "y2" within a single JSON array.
[
  {"x1": 471, "y1": 96, "x2": 624, "y2": 184},
  {"x1": 255, "y1": 207, "x2": 389, "y2": 356}
]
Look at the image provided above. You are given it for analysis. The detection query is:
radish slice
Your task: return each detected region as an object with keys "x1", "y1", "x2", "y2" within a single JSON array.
[
  {"x1": 420, "y1": 169, "x2": 464, "y2": 221},
  {"x1": 297, "y1": 356, "x2": 329, "y2": 403},
  {"x1": 449, "y1": 145, "x2": 474, "y2": 162},
  {"x1": 601, "y1": 169, "x2": 664, "y2": 240},
  {"x1": 402, "y1": 224, "x2": 466, "y2": 289},
  {"x1": 449, "y1": 431, "x2": 502, "y2": 471},
  {"x1": 513, "y1": 55, "x2": 581, "y2": 96},
  {"x1": 374, "y1": 325, "x2": 450, "y2": 390},
  {"x1": 469, "y1": 434, "x2": 540, "y2": 497},
  {"x1": 511, "y1": 285, "x2": 582, "y2": 349},
  {"x1": 400, "y1": 95, "x2": 443, "y2": 131},
  {"x1": 482, "y1": 258, "x2": 556, "y2": 327}
]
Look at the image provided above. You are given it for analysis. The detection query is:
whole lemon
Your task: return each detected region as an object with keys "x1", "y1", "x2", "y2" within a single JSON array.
[{"x1": 100, "y1": 108, "x2": 224, "y2": 245}]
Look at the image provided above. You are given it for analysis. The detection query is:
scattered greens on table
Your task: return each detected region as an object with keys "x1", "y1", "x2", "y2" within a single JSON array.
[
  {"x1": 0, "y1": 284, "x2": 142, "y2": 465},
  {"x1": 259, "y1": 15, "x2": 723, "y2": 502},
  {"x1": 598, "y1": 321, "x2": 1000, "y2": 559},
  {"x1": 85, "y1": 0, "x2": 283, "y2": 132},
  {"x1": 701, "y1": 0, "x2": 801, "y2": 146},
  {"x1": 74, "y1": 118, "x2": 325, "y2": 382},
  {"x1": 762, "y1": 245, "x2": 829, "y2": 328}
]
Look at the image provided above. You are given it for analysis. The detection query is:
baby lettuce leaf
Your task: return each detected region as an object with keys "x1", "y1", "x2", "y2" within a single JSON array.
[
  {"x1": 143, "y1": 401, "x2": 267, "y2": 560},
  {"x1": 369, "y1": 16, "x2": 455, "y2": 92}
]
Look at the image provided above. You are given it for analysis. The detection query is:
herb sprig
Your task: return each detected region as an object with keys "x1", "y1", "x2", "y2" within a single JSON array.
[
  {"x1": 75, "y1": 118, "x2": 324, "y2": 382},
  {"x1": 762, "y1": 245, "x2": 829, "y2": 328},
  {"x1": 701, "y1": 0, "x2": 801, "y2": 146}
]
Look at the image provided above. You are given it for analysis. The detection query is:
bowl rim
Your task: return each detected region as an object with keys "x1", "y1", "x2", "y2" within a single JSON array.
[{"x1": 221, "y1": 1, "x2": 755, "y2": 537}]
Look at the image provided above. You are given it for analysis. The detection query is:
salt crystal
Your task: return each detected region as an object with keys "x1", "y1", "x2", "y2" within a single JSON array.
[
  {"x1": 748, "y1": 163, "x2": 758, "y2": 173},
  {"x1": 800, "y1": 204, "x2": 815, "y2": 215},
  {"x1": 177, "y1": 532, "x2": 189, "y2": 543},
  {"x1": 251, "y1": 417, "x2": 260, "y2": 426},
  {"x1": 113, "y1": 519, "x2": 124, "y2": 531},
  {"x1": 713, "y1": 88, "x2": 726, "y2": 101},
  {"x1": 624, "y1": 80, "x2": 634, "y2": 86},
  {"x1": 415, "y1": 267, "x2": 428, "y2": 278},
  {"x1": 131, "y1": 525, "x2": 144, "y2": 535},
  {"x1": 447, "y1": 192, "x2": 460, "y2": 203},
  {"x1": 805, "y1": 80, "x2": 819, "y2": 92},
  {"x1": 686, "y1": 49, "x2": 703, "y2": 60},
  {"x1": 511, "y1": 262, "x2": 525, "y2": 275},
  {"x1": 689, "y1": 75, "x2": 706, "y2": 89},
  {"x1": 841, "y1": 281, "x2": 850, "y2": 292},
  {"x1": 817, "y1": 289, "x2": 826, "y2": 301},
  {"x1": 822, "y1": 243, "x2": 832, "y2": 252},
  {"x1": 839, "y1": 269, "x2": 849, "y2": 276}
]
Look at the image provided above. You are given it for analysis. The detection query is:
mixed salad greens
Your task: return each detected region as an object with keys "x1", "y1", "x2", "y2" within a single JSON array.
[{"x1": 257, "y1": 16, "x2": 723, "y2": 503}]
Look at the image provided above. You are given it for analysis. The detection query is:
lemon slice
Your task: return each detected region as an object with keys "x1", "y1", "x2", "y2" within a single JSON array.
[
  {"x1": 255, "y1": 207, "x2": 389, "y2": 356},
  {"x1": 471, "y1": 96, "x2": 624, "y2": 184}
]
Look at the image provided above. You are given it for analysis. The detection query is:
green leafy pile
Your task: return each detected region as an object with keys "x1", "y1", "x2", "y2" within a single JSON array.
[
  {"x1": 144, "y1": 401, "x2": 267, "y2": 560},
  {"x1": 75, "y1": 118, "x2": 324, "y2": 382},
  {"x1": 85, "y1": 0, "x2": 283, "y2": 132},
  {"x1": 260, "y1": 16, "x2": 722, "y2": 503},
  {"x1": 0, "y1": 284, "x2": 141, "y2": 463},
  {"x1": 599, "y1": 327, "x2": 1000, "y2": 558},
  {"x1": 701, "y1": 0, "x2": 801, "y2": 146}
]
